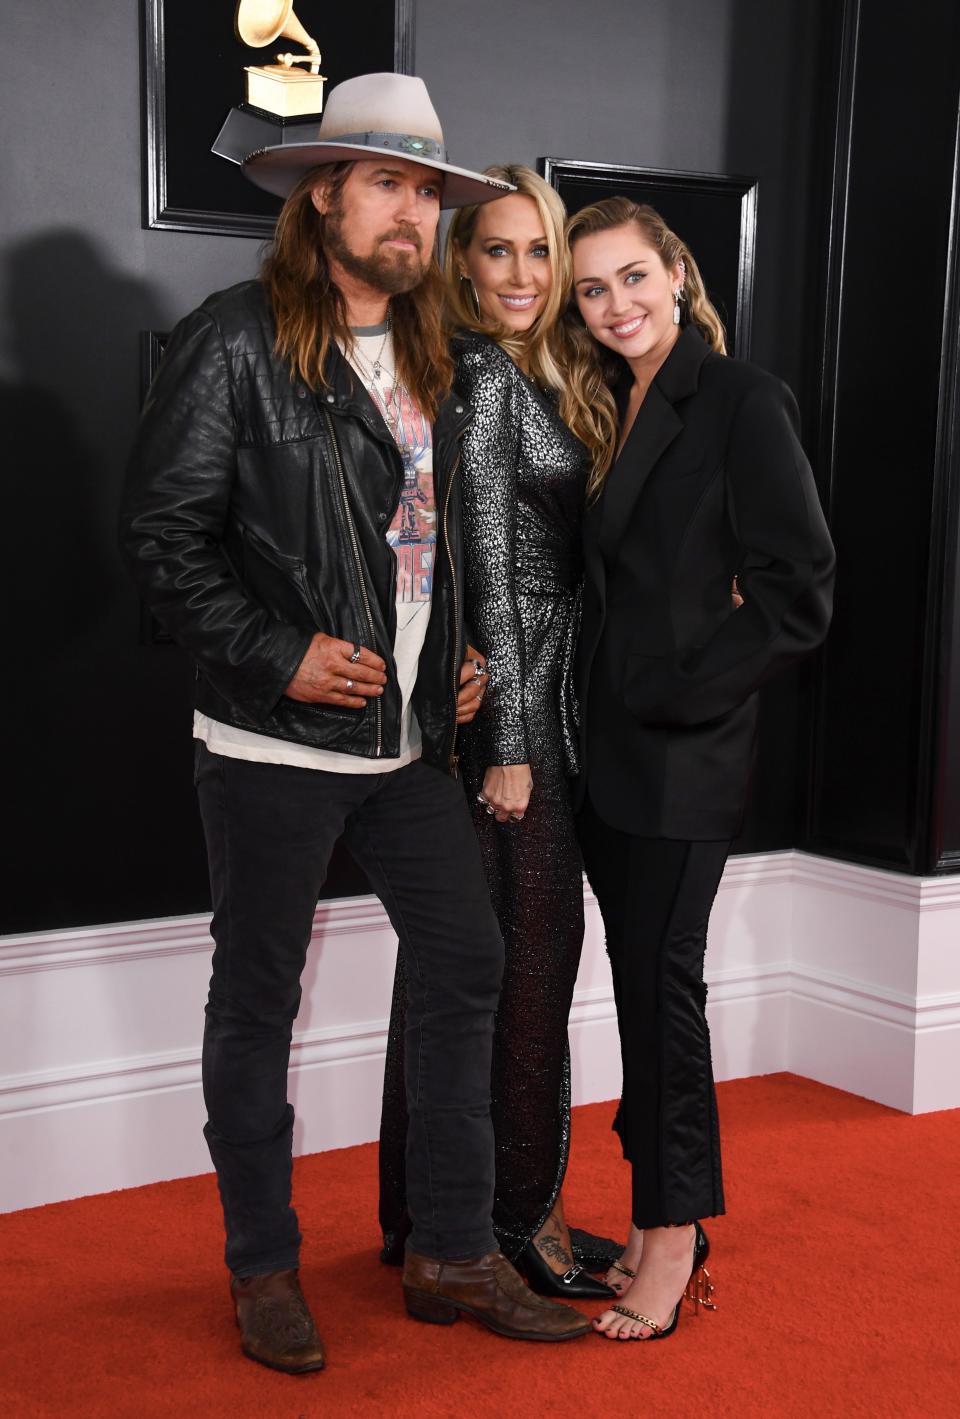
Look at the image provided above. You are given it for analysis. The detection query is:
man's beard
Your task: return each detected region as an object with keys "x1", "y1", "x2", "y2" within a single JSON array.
[{"x1": 324, "y1": 202, "x2": 428, "y2": 296}]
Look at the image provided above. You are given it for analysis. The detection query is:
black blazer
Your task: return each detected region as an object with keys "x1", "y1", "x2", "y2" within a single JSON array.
[{"x1": 576, "y1": 326, "x2": 835, "y2": 840}]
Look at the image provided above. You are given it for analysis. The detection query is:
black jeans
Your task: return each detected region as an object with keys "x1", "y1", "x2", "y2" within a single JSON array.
[
  {"x1": 195, "y1": 743, "x2": 504, "y2": 1277},
  {"x1": 577, "y1": 796, "x2": 729, "y2": 1230}
]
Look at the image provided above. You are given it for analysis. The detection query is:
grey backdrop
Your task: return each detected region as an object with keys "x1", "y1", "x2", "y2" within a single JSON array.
[{"x1": 0, "y1": 0, "x2": 830, "y2": 931}]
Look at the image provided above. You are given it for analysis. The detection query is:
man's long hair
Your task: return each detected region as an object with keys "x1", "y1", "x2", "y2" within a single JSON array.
[{"x1": 261, "y1": 162, "x2": 454, "y2": 420}]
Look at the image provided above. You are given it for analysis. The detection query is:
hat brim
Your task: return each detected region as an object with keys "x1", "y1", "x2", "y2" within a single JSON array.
[{"x1": 242, "y1": 141, "x2": 515, "y2": 208}]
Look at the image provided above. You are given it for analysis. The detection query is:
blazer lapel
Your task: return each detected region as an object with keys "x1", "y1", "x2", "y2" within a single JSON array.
[
  {"x1": 598, "y1": 327, "x2": 712, "y2": 560},
  {"x1": 599, "y1": 384, "x2": 682, "y2": 560},
  {"x1": 583, "y1": 490, "x2": 606, "y2": 610}
]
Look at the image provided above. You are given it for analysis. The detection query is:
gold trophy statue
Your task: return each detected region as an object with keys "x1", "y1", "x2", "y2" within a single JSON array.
[
  {"x1": 237, "y1": 1, "x2": 327, "y2": 118},
  {"x1": 212, "y1": 1, "x2": 328, "y2": 177}
]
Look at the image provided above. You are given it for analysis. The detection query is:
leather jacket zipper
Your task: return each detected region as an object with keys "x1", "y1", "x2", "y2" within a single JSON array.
[
  {"x1": 442, "y1": 449, "x2": 461, "y2": 776},
  {"x1": 324, "y1": 409, "x2": 383, "y2": 756}
]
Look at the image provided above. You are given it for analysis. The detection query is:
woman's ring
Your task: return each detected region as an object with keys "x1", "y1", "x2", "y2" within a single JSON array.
[
  {"x1": 349, "y1": 644, "x2": 362, "y2": 663},
  {"x1": 509, "y1": 812, "x2": 524, "y2": 822},
  {"x1": 346, "y1": 678, "x2": 354, "y2": 691},
  {"x1": 477, "y1": 793, "x2": 489, "y2": 806},
  {"x1": 485, "y1": 804, "x2": 496, "y2": 816}
]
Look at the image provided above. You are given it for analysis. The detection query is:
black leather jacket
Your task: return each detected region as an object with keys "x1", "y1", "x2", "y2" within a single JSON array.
[{"x1": 120, "y1": 280, "x2": 470, "y2": 772}]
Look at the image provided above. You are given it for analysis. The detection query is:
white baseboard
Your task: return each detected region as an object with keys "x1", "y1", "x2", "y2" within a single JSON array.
[{"x1": 2, "y1": 851, "x2": 958, "y2": 1212}]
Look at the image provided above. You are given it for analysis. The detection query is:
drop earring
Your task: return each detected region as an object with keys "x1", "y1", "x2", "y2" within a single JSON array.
[
  {"x1": 460, "y1": 273, "x2": 481, "y2": 320},
  {"x1": 673, "y1": 288, "x2": 681, "y2": 325}
]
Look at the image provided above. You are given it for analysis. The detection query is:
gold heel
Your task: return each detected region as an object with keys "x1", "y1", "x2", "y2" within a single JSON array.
[{"x1": 683, "y1": 1263, "x2": 717, "y2": 1314}]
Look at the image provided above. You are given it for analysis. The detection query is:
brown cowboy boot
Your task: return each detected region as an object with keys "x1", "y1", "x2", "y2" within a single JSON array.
[
  {"x1": 230, "y1": 1268, "x2": 326, "y2": 1373},
  {"x1": 403, "y1": 1250, "x2": 591, "y2": 1341}
]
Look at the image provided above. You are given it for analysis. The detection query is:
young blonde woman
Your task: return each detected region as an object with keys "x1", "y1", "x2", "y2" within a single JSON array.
[
  {"x1": 567, "y1": 198, "x2": 835, "y2": 1340},
  {"x1": 379, "y1": 166, "x2": 620, "y2": 1298}
]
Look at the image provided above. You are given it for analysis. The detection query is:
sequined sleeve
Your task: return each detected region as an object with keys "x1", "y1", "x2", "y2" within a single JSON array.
[{"x1": 456, "y1": 336, "x2": 529, "y2": 765}]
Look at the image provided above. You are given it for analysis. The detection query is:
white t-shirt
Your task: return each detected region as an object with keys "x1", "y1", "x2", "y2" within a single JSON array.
[{"x1": 193, "y1": 323, "x2": 436, "y2": 773}]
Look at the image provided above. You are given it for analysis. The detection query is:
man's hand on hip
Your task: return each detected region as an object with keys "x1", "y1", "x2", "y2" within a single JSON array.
[{"x1": 285, "y1": 633, "x2": 387, "y2": 709}]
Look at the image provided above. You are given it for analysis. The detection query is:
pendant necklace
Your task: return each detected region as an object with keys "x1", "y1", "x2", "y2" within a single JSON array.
[
  {"x1": 349, "y1": 322, "x2": 412, "y2": 460},
  {"x1": 354, "y1": 320, "x2": 391, "y2": 388},
  {"x1": 353, "y1": 345, "x2": 407, "y2": 448}
]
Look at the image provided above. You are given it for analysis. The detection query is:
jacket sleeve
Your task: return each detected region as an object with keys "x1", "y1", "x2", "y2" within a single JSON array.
[
  {"x1": 624, "y1": 375, "x2": 835, "y2": 727},
  {"x1": 118, "y1": 308, "x2": 312, "y2": 722},
  {"x1": 458, "y1": 345, "x2": 529, "y2": 764}
]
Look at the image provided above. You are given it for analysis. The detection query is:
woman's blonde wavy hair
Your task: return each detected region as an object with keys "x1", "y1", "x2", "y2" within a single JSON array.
[
  {"x1": 261, "y1": 162, "x2": 453, "y2": 420},
  {"x1": 565, "y1": 197, "x2": 727, "y2": 497},
  {"x1": 444, "y1": 165, "x2": 617, "y2": 477}
]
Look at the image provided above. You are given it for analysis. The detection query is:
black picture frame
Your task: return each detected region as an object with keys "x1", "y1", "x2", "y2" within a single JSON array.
[
  {"x1": 142, "y1": 0, "x2": 415, "y2": 238},
  {"x1": 540, "y1": 158, "x2": 758, "y2": 359},
  {"x1": 140, "y1": 328, "x2": 168, "y2": 391}
]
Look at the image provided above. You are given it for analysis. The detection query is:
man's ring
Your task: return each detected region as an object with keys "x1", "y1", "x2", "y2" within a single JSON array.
[
  {"x1": 350, "y1": 644, "x2": 362, "y2": 663},
  {"x1": 346, "y1": 678, "x2": 354, "y2": 691}
]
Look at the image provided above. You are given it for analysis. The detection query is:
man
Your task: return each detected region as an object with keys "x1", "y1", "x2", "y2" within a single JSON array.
[{"x1": 120, "y1": 73, "x2": 589, "y2": 1372}]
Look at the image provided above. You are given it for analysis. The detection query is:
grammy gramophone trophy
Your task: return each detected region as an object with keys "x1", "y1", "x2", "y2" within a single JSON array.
[{"x1": 212, "y1": 1, "x2": 329, "y2": 172}]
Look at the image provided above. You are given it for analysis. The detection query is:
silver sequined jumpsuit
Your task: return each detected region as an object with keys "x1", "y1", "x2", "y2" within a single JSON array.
[{"x1": 378, "y1": 331, "x2": 594, "y2": 1261}]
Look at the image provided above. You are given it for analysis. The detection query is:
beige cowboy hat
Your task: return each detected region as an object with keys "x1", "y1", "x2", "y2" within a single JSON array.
[{"x1": 242, "y1": 72, "x2": 515, "y2": 208}]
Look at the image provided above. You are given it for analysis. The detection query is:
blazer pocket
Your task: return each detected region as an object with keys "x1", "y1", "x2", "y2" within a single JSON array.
[
  {"x1": 651, "y1": 445, "x2": 718, "y2": 483},
  {"x1": 622, "y1": 650, "x2": 666, "y2": 717}
]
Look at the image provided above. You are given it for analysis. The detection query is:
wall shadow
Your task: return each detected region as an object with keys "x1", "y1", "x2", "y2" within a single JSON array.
[
  {"x1": 2, "y1": 228, "x2": 370, "y2": 933},
  {"x1": 0, "y1": 229, "x2": 210, "y2": 932}
]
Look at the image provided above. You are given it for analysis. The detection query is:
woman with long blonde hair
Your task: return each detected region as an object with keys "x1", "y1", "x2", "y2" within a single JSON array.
[
  {"x1": 567, "y1": 198, "x2": 835, "y2": 1341},
  {"x1": 379, "y1": 166, "x2": 620, "y2": 1298}
]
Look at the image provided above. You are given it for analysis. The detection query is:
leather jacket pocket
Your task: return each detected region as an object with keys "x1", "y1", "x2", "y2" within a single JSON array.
[
  {"x1": 240, "y1": 530, "x2": 372, "y2": 724},
  {"x1": 240, "y1": 525, "x2": 330, "y2": 633}
]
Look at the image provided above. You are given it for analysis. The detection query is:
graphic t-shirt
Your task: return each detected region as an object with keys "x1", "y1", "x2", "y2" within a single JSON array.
[{"x1": 193, "y1": 322, "x2": 435, "y2": 773}]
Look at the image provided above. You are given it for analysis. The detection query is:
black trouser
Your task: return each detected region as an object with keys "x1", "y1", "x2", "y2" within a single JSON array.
[
  {"x1": 195, "y1": 743, "x2": 504, "y2": 1277},
  {"x1": 577, "y1": 797, "x2": 729, "y2": 1230}
]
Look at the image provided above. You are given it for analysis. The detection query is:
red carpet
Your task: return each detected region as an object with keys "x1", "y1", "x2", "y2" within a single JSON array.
[{"x1": 3, "y1": 1074, "x2": 958, "y2": 1418}]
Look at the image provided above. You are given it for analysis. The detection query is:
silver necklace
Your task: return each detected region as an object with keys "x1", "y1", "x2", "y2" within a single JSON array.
[
  {"x1": 352, "y1": 322, "x2": 391, "y2": 387},
  {"x1": 347, "y1": 325, "x2": 413, "y2": 452},
  {"x1": 356, "y1": 351, "x2": 409, "y2": 445},
  {"x1": 379, "y1": 379, "x2": 408, "y2": 445},
  {"x1": 353, "y1": 344, "x2": 399, "y2": 393}
]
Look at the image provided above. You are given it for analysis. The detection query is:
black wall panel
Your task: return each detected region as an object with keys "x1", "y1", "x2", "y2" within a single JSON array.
[
  {"x1": 805, "y1": 0, "x2": 960, "y2": 873},
  {"x1": 929, "y1": 109, "x2": 960, "y2": 873},
  {"x1": 2, "y1": 0, "x2": 835, "y2": 931}
]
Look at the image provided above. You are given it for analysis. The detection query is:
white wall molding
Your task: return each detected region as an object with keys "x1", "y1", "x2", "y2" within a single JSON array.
[
  {"x1": 789, "y1": 963, "x2": 960, "y2": 1032},
  {"x1": 790, "y1": 853, "x2": 960, "y2": 913},
  {"x1": 0, "y1": 916, "x2": 214, "y2": 975},
  {"x1": 0, "y1": 896, "x2": 396, "y2": 977},
  {"x1": 2, "y1": 850, "x2": 959, "y2": 1211}
]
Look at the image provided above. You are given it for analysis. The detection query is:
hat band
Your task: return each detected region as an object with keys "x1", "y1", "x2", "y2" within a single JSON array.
[{"x1": 321, "y1": 130, "x2": 447, "y2": 162}]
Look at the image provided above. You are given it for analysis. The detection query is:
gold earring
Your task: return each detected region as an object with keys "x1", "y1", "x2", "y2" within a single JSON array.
[{"x1": 460, "y1": 273, "x2": 481, "y2": 320}]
